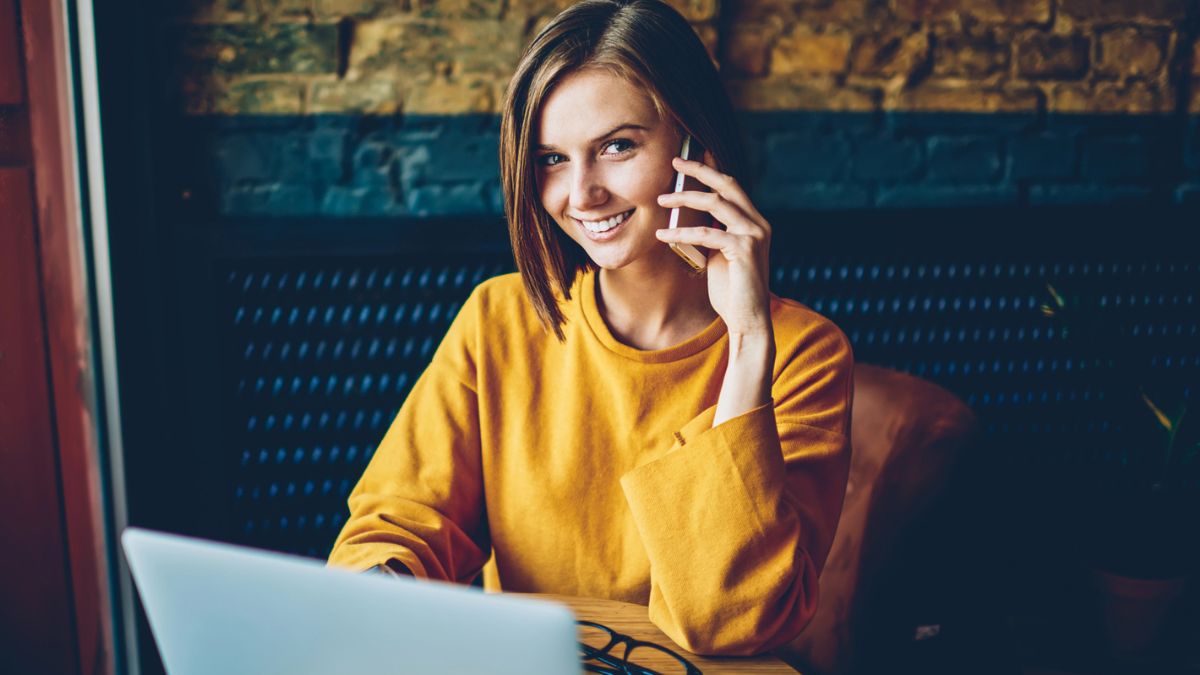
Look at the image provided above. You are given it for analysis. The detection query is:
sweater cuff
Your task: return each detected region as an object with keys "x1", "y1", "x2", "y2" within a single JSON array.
[{"x1": 622, "y1": 402, "x2": 785, "y2": 531}]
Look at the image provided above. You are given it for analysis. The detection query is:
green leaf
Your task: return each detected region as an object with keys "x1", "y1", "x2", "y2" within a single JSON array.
[
  {"x1": 1045, "y1": 283, "x2": 1065, "y2": 308},
  {"x1": 1140, "y1": 391, "x2": 1173, "y2": 432}
]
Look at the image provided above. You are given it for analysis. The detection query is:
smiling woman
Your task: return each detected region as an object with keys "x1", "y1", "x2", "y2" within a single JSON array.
[{"x1": 327, "y1": 0, "x2": 854, "y2": 659}]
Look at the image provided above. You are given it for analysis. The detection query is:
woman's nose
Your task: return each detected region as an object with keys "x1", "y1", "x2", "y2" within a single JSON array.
[{"x1": 568, "y1": 164, "x2": 607, "y2": 211}]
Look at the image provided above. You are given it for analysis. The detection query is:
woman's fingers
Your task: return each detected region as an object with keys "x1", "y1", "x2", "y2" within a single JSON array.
[
  {"x1": 657, "y1": 190, "x2": 765, "y2": 240},
  {"x1": 670, "y1": 157, "x2": 770, "y2": 235},
  {"x1": 654, "y1": 226, "x2": 756, "y2": 260}
]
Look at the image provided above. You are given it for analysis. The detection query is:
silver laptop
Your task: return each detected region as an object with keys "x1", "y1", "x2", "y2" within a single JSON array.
[{"x1": 121, "y1": 528, "x2": 581, "y2": 674}]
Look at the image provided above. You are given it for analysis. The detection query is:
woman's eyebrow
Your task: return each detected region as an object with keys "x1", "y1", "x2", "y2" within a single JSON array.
[{"x1": 536, "y1": 122, "x2": 650, "y2": 151}]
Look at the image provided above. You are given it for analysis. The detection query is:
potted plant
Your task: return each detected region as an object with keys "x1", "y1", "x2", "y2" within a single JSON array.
[{"x1": 1040, "y1": 283, "x2": 1199, "y2": 665}]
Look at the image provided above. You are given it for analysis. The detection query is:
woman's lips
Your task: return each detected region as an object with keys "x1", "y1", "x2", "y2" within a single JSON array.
[{"x1": 576, "y1": 209, "x2": 634, "y2": 242}]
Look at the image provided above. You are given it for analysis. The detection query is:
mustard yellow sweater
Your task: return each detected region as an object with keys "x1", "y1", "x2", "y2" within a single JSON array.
[{"x1": 328, "y1": 268, "x2": 853, "y2": 655}]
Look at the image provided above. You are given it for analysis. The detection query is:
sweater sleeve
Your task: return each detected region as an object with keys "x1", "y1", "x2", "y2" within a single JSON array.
[
  {"x1": 326, "y1": 286, "x2": 489, "y2": 583},
  {"x1": 619, "y1": 318, "x2": 853, "y2": 656}
]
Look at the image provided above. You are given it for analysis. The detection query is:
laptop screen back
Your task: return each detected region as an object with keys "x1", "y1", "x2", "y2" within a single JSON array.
[{"x1": 122, "y1": 528, "x2": 581, "y2": 675}]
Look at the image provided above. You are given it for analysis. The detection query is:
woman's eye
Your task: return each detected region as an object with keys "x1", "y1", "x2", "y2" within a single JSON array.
[
  {"x1": 602, "y1": 139, "x2": 636, "y2": 155},
  {"x1": 537, "y1": 153, "x2": 565, "y2": 167}
]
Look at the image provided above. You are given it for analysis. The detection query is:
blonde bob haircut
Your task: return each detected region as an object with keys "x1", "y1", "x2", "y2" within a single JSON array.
[{"x1": 499, "y1": 0, "x2": 747, "y2": 341}]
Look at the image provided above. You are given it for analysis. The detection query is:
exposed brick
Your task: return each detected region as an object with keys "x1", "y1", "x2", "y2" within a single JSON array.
[
  {"x1": 407, "y1": 182, "x2": 494, "y2": 215},
  {"x1": 1059, "y1": 0, "x2": 1187, "y2": 23},
  {"x1": 348, "y1": 19, "x2": 523, "y2": 80},
  {"x1": 926, "y1": 136, "x2": 1002, "y2": 183},
  {"x1": 661, "y1": 0, "x2": 719, "y2": 23},
  {"x1": 1015, "y1": 33, "x2": 1090, "y2": 80},
  {"x1": 310, "y1": 78, "x2": 401, "y2": 114},
  {"x1": 403, "y1": 77, "x2": 496, "y2": 114},
  {"x1": 850, "y1": 31, "x2": 931, "y2": 80},
  {"x1": 172, "y1": 24, "x2": 338, "y2": 76},
  {"x1": 314, "y1": 0, "x2": 408, "y2": 19},
  {"x1": 893, "y1": 0, "x2": 1050, "y2": 24},
  {"x1": 214, "y1": 78, "x2": 307, "y2": 114},
  {"x1": 752, "y1": 182, "x2": 873, "y2": 210},
  {"x1": 1009, "y1": 134, "x2": 1077, "y2": 180},
  {"x1": 723, "y1": 23, "x2": 780, "y2": 76},
  {"x1": 932, "y1": 27, "x2": 1009, "y2": 78},
  {"x1": 165, "y1": 0, "x2": 257, "y2": 23},
  {"x1": 1080, "y1": 136, "x2": 1151, "y2": 181},
  {"x1": 889, "y1": 84, "x2": 1041, "y2": 113},
  {"x1": 876, "y1": 184, "x2": 1019, "y2": 208},
  {"x1": 727, "y1": 78, "x2": 879, "y2": 112},
  {"x1": 350, "y1": 139, "x2": 399, "y2": 190},
  {"x1": 1049, "y1": 82, "x2": 1173, "y2": 113},
  {"x1": 321, "y1": 185, "x2": 408, "y2": 216},
  {"x1": 852, "y1": 138, "x2": 924, "y2": 180},
  {"x1": 400, "y1": 134, "x2": 499, "y2": 182},
  {"x1": 210, "y1": 133, "x2": 314, "y2": 204},
  {"x1": 256, "y1": 0, "x2": 313, "y2": 19},
  {"x1": 224, "y1": 183, "x2": 318, "y2": 215},
  {"x1": 771, "y1": 28, "x2": 853, "y2": 75},
  {"x1": 309, "y1": 128, "x2": 348, "y2": 186},
  {"x1": 728, "y1": 0, "x2": 881, "y2": 25},
  {"x1": 1028, "y1": 184, "x2": 1153, "y2": 205},
  {"x1": 764, "y1": 134, "x2": 852, "y2": 180},
  {"x1": 1096, "y1": 28, "x2": 1166, "y2": 79},
  {"x1": 411, "y1": 0, "x2": 506, "y2": 19}
]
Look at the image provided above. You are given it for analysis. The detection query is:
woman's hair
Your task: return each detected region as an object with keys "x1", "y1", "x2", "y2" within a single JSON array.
[{"x1": 499, "y1": 0, "x2": 747, "y2": 341}]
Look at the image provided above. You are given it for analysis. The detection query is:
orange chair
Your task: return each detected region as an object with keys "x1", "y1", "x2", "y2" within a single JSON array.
[{"x1": 781, "y1": 363, "x2": 979, "y2": 674}]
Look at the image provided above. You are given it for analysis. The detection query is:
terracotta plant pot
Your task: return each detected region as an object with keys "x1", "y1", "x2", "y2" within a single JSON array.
[{"x1": 1090, "y1": 570, "x2": 1188, "y2": 664}]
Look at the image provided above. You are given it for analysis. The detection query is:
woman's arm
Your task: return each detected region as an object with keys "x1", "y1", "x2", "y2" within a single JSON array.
[
  {"x1": 713, "y1": 329, "x2": 775, "y2": 427},
  {"x1": 653, "y1": 154, "x2": 776, "y2": 429},
  {"x1": 620, "y1": 323, "x2": 853, "y2": 655},
  {"x1": 327, "y1": 286, "x2": 489, "y2": 583},
  {"x1": 642, "y1": 155, "x2": 853, "y2": 655}
]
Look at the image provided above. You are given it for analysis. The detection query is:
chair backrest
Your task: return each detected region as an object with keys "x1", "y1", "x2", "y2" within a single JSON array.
[{"x1": 783, "y1": 363, "x2": 977, "y2": 674}]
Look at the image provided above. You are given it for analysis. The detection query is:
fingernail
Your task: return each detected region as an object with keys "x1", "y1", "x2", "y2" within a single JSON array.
[{"x1": 657, "y1": 194, "x2": 669, "y2": 203}]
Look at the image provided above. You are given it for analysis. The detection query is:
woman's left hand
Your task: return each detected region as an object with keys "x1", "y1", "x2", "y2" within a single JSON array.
[{"x1": 655, "y1": 155, "x2": 773, "y2": 337}]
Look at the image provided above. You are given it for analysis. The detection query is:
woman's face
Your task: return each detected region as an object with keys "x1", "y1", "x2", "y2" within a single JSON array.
[{"x1": 534, "y1": 68, "x2": 683, "y2": 272}]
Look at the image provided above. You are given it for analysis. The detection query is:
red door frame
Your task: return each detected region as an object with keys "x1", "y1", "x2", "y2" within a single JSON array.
[{"x1": 1, "y1": 0, "x2": 115, "y2": 673}]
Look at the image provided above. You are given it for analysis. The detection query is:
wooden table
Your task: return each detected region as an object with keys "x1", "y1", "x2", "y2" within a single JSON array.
[{"x1": 532, "y1": 594, "x2": 800, "y2": 674}]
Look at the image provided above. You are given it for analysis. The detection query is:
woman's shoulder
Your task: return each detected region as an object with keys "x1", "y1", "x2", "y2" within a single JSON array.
[
  {"x1": 769, "y1": 294, "x2": 853, "y2": 365},
  {"x1": 461, "y1": 272, "x2": 551, "y2": 333}
]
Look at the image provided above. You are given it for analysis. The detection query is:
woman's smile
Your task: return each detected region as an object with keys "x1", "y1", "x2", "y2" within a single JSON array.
[{"x1": 576, "y1": 208, "x2": 635, "y2": 239}]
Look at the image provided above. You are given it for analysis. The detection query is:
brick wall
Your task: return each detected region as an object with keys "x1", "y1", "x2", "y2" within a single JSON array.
[{"x1": 158, "y1": 0, "x2": 1200, "y2": 215}]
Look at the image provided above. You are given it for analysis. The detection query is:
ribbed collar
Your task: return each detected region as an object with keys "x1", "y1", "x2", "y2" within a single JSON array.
[{"x1": 576, "y1": 267, "x2": 728, "y2": 363}]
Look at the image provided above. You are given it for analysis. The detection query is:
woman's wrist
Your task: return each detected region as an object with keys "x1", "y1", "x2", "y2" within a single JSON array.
[{"x1": 713, "y1": 329, "x2": 774, "y2": 427}]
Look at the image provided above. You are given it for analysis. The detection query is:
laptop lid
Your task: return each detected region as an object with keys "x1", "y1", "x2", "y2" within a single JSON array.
[{"x1": 121, "y1": 528, "x2": 581, "y2": 675}]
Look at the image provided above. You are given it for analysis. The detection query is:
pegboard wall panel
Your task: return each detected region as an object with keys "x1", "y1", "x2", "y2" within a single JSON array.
[{"x1": 216, "y1": 222, "x2": 1199, "y2": 559}]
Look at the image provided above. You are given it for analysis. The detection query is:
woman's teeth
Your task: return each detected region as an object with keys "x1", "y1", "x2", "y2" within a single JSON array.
[{"x1": 581, "y1": 210, "x2": 633, "y2": 233}]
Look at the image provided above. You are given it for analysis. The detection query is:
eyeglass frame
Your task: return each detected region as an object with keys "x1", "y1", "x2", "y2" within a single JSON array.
[{"x1": 577, "y1": 619, "x2": 702, "y2": 675}]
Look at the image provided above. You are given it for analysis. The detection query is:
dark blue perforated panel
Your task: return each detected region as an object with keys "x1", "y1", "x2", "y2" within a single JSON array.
[
  {"x1": 215, "y1": 220, "x2": 1199, "y2": 559},
  {"x1": 220, "y1": 258, "x2": 512, "y2": 557}
]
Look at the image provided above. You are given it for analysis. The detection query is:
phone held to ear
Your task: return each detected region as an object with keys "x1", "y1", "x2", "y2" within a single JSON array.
[{"x1": 667, "y1": 135, "x2": 710, "y2": 272}]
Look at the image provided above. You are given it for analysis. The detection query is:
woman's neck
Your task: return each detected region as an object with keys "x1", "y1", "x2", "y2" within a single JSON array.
[{"x1": 594, "y1": 255, "x2": 718, "y2": 351}]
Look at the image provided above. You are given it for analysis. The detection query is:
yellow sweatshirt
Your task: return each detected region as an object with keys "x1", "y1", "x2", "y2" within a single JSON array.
[{"x1": 327, "y1": 268, "x2": 853, "y2": 655}]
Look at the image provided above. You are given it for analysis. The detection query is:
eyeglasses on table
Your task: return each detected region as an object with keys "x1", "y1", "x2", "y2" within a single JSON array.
[{"x1": 577, "y1": 619, "x2": 702, "y2": 675}]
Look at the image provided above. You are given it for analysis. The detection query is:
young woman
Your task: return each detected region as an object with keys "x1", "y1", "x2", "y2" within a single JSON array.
[{"x1": 327, "y1": 0, "x2": 853, "y2": 656}]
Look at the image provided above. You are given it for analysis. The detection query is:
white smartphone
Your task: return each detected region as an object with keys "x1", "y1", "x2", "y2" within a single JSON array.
[{"x1": 667, "y1": 135, "x2": 710, "y2": 272}]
